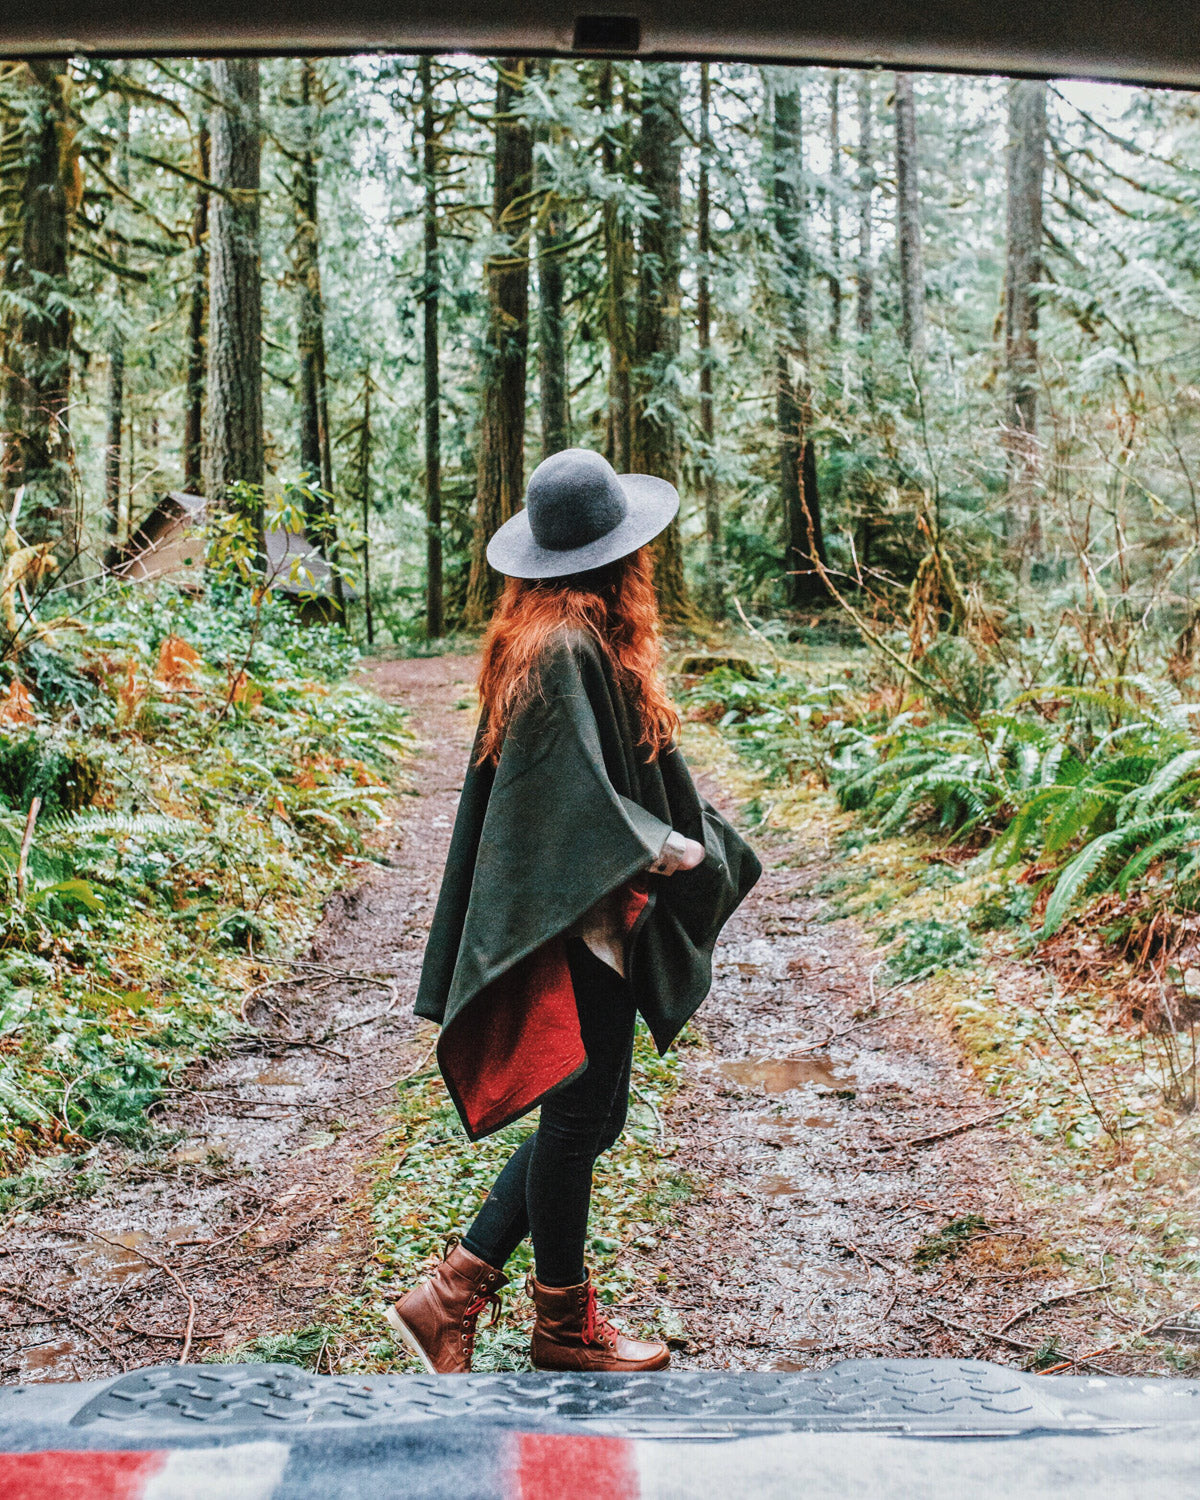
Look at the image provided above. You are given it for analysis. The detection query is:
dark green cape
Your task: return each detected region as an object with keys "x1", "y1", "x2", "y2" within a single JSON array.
[{"x1": 415, "y1": 632, "x2": 760, "y2": 1139}]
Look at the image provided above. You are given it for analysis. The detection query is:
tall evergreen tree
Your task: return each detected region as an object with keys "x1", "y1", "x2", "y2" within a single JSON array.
[
  {"x1": 534, "y1": 61, "x2": 569, "y2": 459},
  {"x1": 466, "y1": 57, "x2": 533, "y2": 627},
  {"x1": 697, "y1": 61, "x2": 722, "y2": 615},
  {"x1": 770, "y1": 71, "x2": 828, "y2": 608},
  {"x1": 855, "y1": 74, "x2": 874, "y2": 337},
  {"x1": 600, "y1": 61, "x2": 634, "y2": 472},
  {"x1": 827, "y1": 71, "x2": 843, "y2": 345},
  {"x1": 104, "y1": 88, "x2": 129, "y2": 544},
  {"x1": 291, "y1": 59, "x2": 333, "y2": 501},
  {"x1": 183, "y1": 113, "x2": 209, "y2": 495},
  {"x1": 205, "y1": 59, "x2": 264, "y2": 515},
  {"x1": 420, "y1": 55, "x2": 444, "y2": 640},
  {"x1": 0, "y1": 58, "x2": 78, "y2": 551},
  {"x1": 893, "y1": 72, "x2": 925, "y2": 360},
  {"x1": 1005, "y1": 79, "x2": 1048, "y2": 567},
  {"x1": 634, "y1": 61, "x2": 688, "y2": 619}
]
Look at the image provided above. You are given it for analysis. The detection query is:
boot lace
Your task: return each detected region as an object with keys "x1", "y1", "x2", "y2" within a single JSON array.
[
  {"x1": 461, "y1": 1290, "x2": 502, "y2": 1359},
  {"x1": 581, "y1": 1284, "x2": 617, "y2": 1348}
]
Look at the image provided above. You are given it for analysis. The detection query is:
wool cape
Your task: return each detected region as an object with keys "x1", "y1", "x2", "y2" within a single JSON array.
[{"x1": 415, "y1": 631, "x2": 761, "y2": 1141}]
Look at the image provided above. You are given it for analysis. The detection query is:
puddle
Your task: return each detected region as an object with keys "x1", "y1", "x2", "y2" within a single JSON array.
[
  {"x1": 756, "y1": 1174, "x2": 804, "y2": 1197},
  {"x1": 720, "y1": 1056, "x2": 855, "y2": 1093},
  {"x1": 757, "y1": 1115, "x2": 838, "y2": 1147},
  {"x1": 251, "y1": 1068, "x2": 304, "y2": 1086},
  {"x1": 19, "y1": 1338, "x2": 84, "y2": 1382},
  {"x1": 58, "y1": 1225, "x2": 199, "y2": 1284},
  {"x1": 769, "y1": 1344, "x2": 823, "y2": 1368},
  {"x1": 823, "y1": 1264, "x2": 869, "y2": 1287}
]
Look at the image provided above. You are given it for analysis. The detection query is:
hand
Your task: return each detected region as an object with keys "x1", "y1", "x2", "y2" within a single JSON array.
[{"x1": 672, "y1": 836, "x2": 706, "y2": 873}]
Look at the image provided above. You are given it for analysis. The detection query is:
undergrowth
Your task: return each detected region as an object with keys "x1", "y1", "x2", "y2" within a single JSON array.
[{"x1": 0, "y1": 581, "x2": 409, "y2": 1179}]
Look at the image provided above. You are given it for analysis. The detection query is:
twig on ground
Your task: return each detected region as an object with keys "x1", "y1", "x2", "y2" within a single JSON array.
[
  {"x1": 0, "y1": 1283, "x2": 129, "y2": 1369},
  {"x1": 796, "y1": 1009, "x2": 900, "y2": 1054},
  {"x1": 57, "y1": 1228, "x2": 198, "y2": 1365},
  {"x1": 997, "y1": 1280, "x2": 1112, "y2": 1335},
  {"x1": 874, "y1": 1104, "x2": 1013, "y2": 1153},
  {"x1": 631, "y1": 1083, "x2": 666, "y2": 1146},
  {"x1": 1037, "y1": 1299, "x2": 1200, "y2": 1374}
]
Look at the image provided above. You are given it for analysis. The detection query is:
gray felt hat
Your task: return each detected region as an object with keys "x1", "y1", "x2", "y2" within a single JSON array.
[{"x1": 486, "y1": 448, "x2": 679, "y2": 580}]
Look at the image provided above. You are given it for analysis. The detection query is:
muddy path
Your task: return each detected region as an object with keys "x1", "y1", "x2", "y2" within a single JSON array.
[
  {"x1": 3, "y1": 654, "x2": 1055, "y2": 1383},
  {"x1": 1, "y1": 655, "x2": 476, "y2": 1383},
  {"x1": 656, "y1": 794, "x2": 1057, "y2": 1372}
]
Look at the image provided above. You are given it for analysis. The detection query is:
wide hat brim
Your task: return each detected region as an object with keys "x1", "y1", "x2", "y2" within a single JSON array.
[{"x1": 486, "y1": 473, "x2": 679, "y2": 580}]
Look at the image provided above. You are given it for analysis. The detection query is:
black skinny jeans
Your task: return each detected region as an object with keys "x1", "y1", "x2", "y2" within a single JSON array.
[{"x1": 462, "y1": 938, "x2": 637, "y2": 1287}]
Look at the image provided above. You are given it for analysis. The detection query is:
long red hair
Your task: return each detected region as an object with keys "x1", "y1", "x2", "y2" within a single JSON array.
[{"x1": 476, "y1": 546, "x2": 679, "y2": 765}]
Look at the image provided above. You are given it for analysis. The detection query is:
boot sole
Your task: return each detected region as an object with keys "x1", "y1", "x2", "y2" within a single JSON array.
[{"x1": 384, "y1": 1304, "x2": 439, "y2": 1374}]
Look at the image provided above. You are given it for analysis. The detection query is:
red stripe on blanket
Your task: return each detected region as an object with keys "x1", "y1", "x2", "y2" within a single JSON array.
[
  {"x1": 512, "y1": 1432, "x2": 639, "y2": 1500},
  {"x1": 0, "y1": 1450, "x2": 167, "y2": 1500}
]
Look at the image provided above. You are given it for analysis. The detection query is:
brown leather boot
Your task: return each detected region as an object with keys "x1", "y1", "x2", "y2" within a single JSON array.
[
  {"x1": 385, "y1": 1241, "x2": 508, "y2": 1374},
  {"x1": 530, "y1": 1274, "x2": 670, "y2": 1372}
]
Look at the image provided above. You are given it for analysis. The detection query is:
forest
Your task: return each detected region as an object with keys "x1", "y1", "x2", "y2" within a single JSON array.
[{"x1": 5, "y1": 54, "x2": 1200, "y2": 1380}]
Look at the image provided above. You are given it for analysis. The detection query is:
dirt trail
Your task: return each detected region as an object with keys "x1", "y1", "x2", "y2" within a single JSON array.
[
  {"x1": 659, "y1": 793, "x2": 1048, "y2": 1371},
  {"x1": 3, "y1": 655, "x2": 1044, "y2": 1382},
  {"x1": 1, "y1": 655, "x2": 476, "y2": 1383}
]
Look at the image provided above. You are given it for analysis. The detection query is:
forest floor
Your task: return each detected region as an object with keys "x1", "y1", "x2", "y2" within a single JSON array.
[{"x1": 1, "y1": 652, "x2": 1191, "y2": 1382}]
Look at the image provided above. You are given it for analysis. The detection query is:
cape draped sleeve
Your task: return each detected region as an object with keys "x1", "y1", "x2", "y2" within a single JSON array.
[{"x1": 415, "y1": 639, "x2": 673, "y2": 1139}]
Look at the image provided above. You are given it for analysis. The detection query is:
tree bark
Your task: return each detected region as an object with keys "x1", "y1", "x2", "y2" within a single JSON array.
[
  {"x1": 535, "y1": 62, "x2": 569, "y2": 459},
  {"x1": 827, "y1": 71, "x2": 842, "y2": 345},
  {"x1": 466, "y1": 57, "x2": 533, "y2": 628},
  {"x1": 292, "y1": 58, "x2": 334, "y2": 517},
  {"x1": 0, "y1": 58, "x2": 76, "y2": 552},
  {"x1": 104, "y1": 91, "x2": 129, "y2": 546},
  {"x1": 697, "y1": 62, "x2": 722, "y2": 615},
  {"x1": 358, "y1": 370, "x2": 373, "y2": 644},
  {"x1": 770, "y1": 72, "x2": 828, "y2": 609},
  {"x1": 420, "y1": 55, "x2": 444, "y2": 640},
  {"x1": 600, "y1": 61, "x2": 634, "y2": 472},
  {"x1": 893, "y1": 72, "x2": 925, "y2": 361},
  {"x1": 1004, "y1": 78, "x2": 1048, "y2": 568},
  {"x1": 855, "y1": 73, "x2": 874, "y2": 337},
  {"x1": 183, "y1": 118, "x2": 209, "y2": 495},
  {"x1": 634, "y1": 61, "x2": 688, "y2": 619},
  {"x1": 205, "y1": 59, "x2": 264, "y2": 521}
]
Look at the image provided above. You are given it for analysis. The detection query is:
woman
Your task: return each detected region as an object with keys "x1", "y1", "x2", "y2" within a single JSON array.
[{"x1": 387, "y1": 448, "x2": 760, "y2": 1374}]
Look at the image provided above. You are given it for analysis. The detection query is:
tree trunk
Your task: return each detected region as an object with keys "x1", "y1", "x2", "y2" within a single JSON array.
[
  {"x1": 697, "y1": 62, "x2": 722, "y2": 615},
  {"x1": 292, "y1": 58, "x2": 334, "y2": 523},
  {"x1": 893, "y1": 72, "x2": 925, "y2": 361},
  {"x1": 466, "y1": 57, "x2": 533, "y2": 628},
  {"x1": 358, "y1": 370, "x2": 373, "y2": 644},
  {"x1": 634, "y1": 62, "x2": 688, "y2": 619},
  {"x1": 771, "y1": 72, "x2": 828, "y2": 609},
  {"x1": 535, "y1": 62, "x2": 569, "y2": 459},
  {"x1": 183, "y1": 119, "x2": 209, "y2": 495},
  {"x1": 600, "y1": 61, "x2": 634, "y2": 472},
  {"x1": 855, "y1": 73, "x2": 874, "y2": 337},
  {"x1": 827, "y1": 71, "x2": 842, "y2": 345},
  {"x1": 0, "y1": 58, "x2": 76, "y2": 552},
  {"x1": 420, "y1": 55, "x2": 444, "y2": 640},
  {"x1": 104, "y1": 90, "x2": 129, "y2": 547},
  {"x1": 1005, "y1": 78, "x2": 1048, "y2": 569},
  {"x1": 205, "y1": 59, "x2": 264, "y2": 524}
]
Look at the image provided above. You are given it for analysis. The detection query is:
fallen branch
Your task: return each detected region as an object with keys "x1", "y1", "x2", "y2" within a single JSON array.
[
  {"x1": 997, "y1": 1280, "x2": 1111, "y2": 1335},
  {"x1": 1037, "y1": 1298, "x2": 1200, "y2": 1375},
  {"x1": 874, "y1": 1104, "x2": 1012, "y2": 1153},
  {"x1": 58, "y1": 1227, "x2": 198, "y2": 1365},
  {"x1": 0, "y1": 1283, "x2": 128, "y2": 1369}
]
